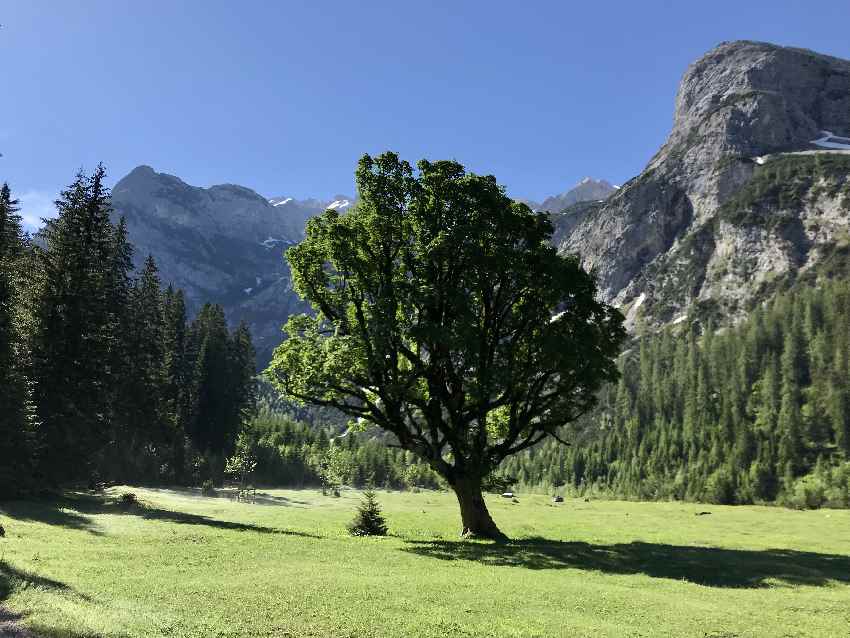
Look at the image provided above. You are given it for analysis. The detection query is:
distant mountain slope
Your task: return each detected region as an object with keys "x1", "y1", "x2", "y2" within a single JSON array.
[
  {"x1": 110, "y1": 166, "x2": 611, "y2": 367},
  {"x1": 111, "y1": 167, "x2": 312, "y2": 365},
  {"x1": 535, "y1": 177, "x2": 617, "y2": 212},
  {"x1": 267, "y1": 194, "x2": 353, "y2": 232},
  {"x1": 554, "y1": 40, "x2": 850, "y2": 329},
  {"x1": 109, "y1": 41, "x2": 850, "y2": 367}
]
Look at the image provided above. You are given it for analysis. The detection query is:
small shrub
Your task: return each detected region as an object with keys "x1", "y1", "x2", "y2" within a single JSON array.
[
  {"x1": 347, "y1": 489, "x2": 388, "y2": 536},
  {"x1": 786, "y1": 474, "x2": 827, "y2": 509},
  {"x1": 201, "y1": 480, "x2": 216, "y2": 496},
  {"x1": 118, "y1": 492, "x2": 139, "y2": 509}
]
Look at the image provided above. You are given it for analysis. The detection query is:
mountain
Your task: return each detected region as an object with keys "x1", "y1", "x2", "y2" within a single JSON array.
[
  {"x1": 267, "y1": 195, "x2": 353, "y2": 230},
  {"x1": 109, "y1": 168, "x2": 605, "y2": 367},
  {"x1": 111, "y1": 167, "x2": 359, "y2": 365},
  {"x1": 534, "y1": 177, "x2": 617, "y2": 212},
  {"x1": 111, "y1": 41, "x2": 850, "y2": 366},
  {"x1": 554, "y1": 40, "x2": 850, "y2": 329},
  {"x1": 111, "y1": 167, "x2": 305, "y2": 365}
]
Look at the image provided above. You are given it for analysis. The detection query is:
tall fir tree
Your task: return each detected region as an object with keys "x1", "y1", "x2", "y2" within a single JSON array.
[
  {"x1": 187, "y1": 303, "x2": 235, "y2": 456},
  {"x1": 0, "y1": 184, "x2": 36, "y2": 496},
  {"x1": 163, "y1": 285, "x2": 191, "y2": 482},
  {"x1": 109, "y1": 255, "x2": 170, "y2": 481},
  {"x1": 29, "y1": 166, "x2": 131, "y2": 484}
]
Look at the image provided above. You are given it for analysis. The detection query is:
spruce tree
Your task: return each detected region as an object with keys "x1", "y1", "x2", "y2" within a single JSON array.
[
  {"x1": 187, "y1": 304, "x2": 235, "y2": 456},
  {"x1": 163, "y1": 286, "x2": 191, "y2": 481},
  {"x1": 347, "y1": 488, "x2": 388, "y2": 536},
  {"x1": 29, "y1": 166, "x2": 129, "y2": 484},
  {"x1": 0, "y1": 184, "x2": 35, "y2": 496},
  {"x1": 229, "y1": 321, "x2": 257, "y2": 427},
  {"x1": 110, "y1": 255, "x2": 170, "y2": 481}
]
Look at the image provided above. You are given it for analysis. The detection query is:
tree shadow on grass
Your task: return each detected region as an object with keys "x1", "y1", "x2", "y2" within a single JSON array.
[
  {"x1": 0, "y1": 560, "x2": 92, "y2": 603},
  {"x1": 401, "y1": 537, "x2": 850, "y2": 588},
  {"x1": 1, "y1": 493, "x2": 320, "y2": 539},
  {"x1": 251, "y1": 492, "x2": 311, "y2": 507},
  {"x1": 0, "y1": 499, "x2": 103, "y2": 536},
  {"x1": 0, "y1": 563, "x2": 110, "y2": 636}
]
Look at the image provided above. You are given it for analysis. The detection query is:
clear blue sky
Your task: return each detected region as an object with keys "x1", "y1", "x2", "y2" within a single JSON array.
[{"x1": 3, "y1": 0, "x2": 849, "y2": 229}]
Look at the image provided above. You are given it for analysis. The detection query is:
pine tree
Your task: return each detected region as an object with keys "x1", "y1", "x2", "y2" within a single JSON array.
[
  {"x1": 777, "y1": 329, "x2": 804, "y2": 480},
  {"x1": 0, "y1": 184, "x2": 36, "y2": 496},
  {"x1": 229, "y1": 321, "x2": 257, "y2": 432},
  {"x1": 163, "y1": 286, "x2": 191, "y2": 481},
  {"x1": 110, "y1": 255, "x2": 170, "y2": 481},
  {"x1": 29, "y1": 166, "x2": 129, "y2": 484},
  {"x1": 347, "y1": 488, "x2": 388, "y2": 536},
  {"x1": 187, "y1": 304, "x2": 236, "y2": 457}
]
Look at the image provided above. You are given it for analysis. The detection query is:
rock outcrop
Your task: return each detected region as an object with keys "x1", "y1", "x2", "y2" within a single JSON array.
[
  {"x1": 534, "y1": 178, "x2": 616, "y2": 213},
  {"x1": 111, "y1": 167, "x2": 321, "y2": 365},
  {"x1": 556, "y1": 40, "x2": 850, "y2": 328}
]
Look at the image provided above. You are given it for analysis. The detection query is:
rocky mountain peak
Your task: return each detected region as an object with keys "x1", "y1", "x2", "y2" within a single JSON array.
[
  {"x1": 534, "y1": 177, "x2": 616, "y2": 213},
  {"x1": 657, "y1": 40, "x2": 850, "y2": 167},
  {"x1": 557, "y1": 41, "x2": 850, "y2": 329}
]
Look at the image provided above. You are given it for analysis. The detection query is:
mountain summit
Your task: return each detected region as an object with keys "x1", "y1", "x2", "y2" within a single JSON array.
[
  {"x1": 111, "y1": 167, "x2": 311, "y2": 364},
  {"x1": 535, "y1": 177, "x2": 617, "y2": 213},
  {"x1": 555, "y1": 40, "x2": 850, "y2": 328},
  {"x1": 109, "y1": 41, "x2": 850, "y2": 362}
]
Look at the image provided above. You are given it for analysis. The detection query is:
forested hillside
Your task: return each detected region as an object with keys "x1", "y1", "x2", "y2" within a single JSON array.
[
  {"x1": 0, "y1": 170, "x2": 256, "y2": 497},
  {"x1": 239, "y1": 406, "x2": 443, "y2": 491},
  {"x1": 504, "y1": 279, "x2": 850, "y2": 507}
]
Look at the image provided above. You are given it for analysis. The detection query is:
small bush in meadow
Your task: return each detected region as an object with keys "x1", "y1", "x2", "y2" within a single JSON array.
[
  {"x1": 785, "y1": 474, "x2": 827, "y2": 509},
  {"x1": 347, "y1": 489, "x2": 388, "y2": 536},
  {"x1": 118, "y1": 492, "x2": 140, "y2": 509}
]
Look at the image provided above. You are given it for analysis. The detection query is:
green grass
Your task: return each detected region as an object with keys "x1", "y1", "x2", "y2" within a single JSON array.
[{"x1": 1, "y1": 487, "x2": 849, "y2": 637}]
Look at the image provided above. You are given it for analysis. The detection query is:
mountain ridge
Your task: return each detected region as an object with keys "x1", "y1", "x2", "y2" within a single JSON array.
[
  {"x1": 555, "y1": 39, "x2": 850, "y2": 329},
  {"x1": 110, "y1": 40, "x2": 850, "y2": 363},
  {"x1": 111, "y1": 167, "x2": 614, "y2": 364}
]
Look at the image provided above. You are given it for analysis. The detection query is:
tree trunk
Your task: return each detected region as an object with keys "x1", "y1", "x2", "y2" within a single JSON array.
[{"x1": 451, "y1": 475, "x2": 507, "y2": 540}]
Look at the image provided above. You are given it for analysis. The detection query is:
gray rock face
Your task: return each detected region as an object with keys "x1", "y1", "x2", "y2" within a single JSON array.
[
  {"x1": 556, "y1": 40, "x2": 850, "y2": 328},
  {"x1": 111, "y1": 167, "x2": 328, "y2": 365},
  {"x1": 536, "y1": 178, "x2": 617, "y2": 213},
  {"x1": 110, "y1": 165, "x2": 610, "y2": 366}
]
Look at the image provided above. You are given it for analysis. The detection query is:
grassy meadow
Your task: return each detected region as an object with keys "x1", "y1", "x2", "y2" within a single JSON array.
[{"x1": 1, "y1": 487, "x2": 849, "y2": 638}]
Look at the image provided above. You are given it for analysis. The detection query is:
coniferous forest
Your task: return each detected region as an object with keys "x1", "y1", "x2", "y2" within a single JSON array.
[
  {"x1": 0, "y1": 169, "x2": 256, "y2": 497},
  {"x1": 241, "y1": 277, "x2": 850, "y2": 509},
  {"x1": 503, "y1": 280, "x2": 850, "y2": 508}
]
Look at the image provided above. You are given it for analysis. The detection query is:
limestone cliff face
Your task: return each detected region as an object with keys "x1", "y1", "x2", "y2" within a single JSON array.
[
  {"x1": 111, "y1": 41, "x2": 850, "y2": 364},
  {"x1": 110, "y1": 168, "x2": 611, "y2": 367},
  {"x1": 557, "y1": 41, "x2": 850, "y2": 328},
  {"x1": 111, "y1": 166, "x2": 315, "y2": 365}
]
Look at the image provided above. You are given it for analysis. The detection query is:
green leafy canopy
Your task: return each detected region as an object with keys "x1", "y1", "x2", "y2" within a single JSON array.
[{"x1": 267, "y1": 152, "x2": 625, "y2": 481}]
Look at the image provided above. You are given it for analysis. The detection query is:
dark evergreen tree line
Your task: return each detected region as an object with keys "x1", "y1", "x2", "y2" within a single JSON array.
[
  {"x1": 0, "y1": 184, "x2": 37, "y2": 496},
  {"x1": 504, "y1": 279, "x2": 850, "y2": 508},
  {"x1": 242, "y1": 404, "x2": 443, "y2": 491},
  {"x1": 0, "y1": 169, "x2": 256, "y2": 496}
]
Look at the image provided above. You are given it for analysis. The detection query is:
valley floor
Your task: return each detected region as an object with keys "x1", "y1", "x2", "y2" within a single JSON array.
[{"x1": 1, "y1": 488, "x2": 848, "y2": 637}]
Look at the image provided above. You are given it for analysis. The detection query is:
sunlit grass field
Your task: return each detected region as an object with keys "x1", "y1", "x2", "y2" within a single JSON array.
[{"x1": 1, "y1": 487, "x2": 849, "y2": 637}]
